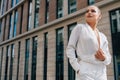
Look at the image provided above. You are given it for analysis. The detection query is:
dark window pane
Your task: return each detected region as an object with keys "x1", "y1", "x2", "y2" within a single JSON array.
[
  {"x1": 31, "y1": 37, "x2": 38, "y2": 80},
  {"x1": 68, "y1": 0, "x2": 76, "y2": 14},
  {"x1": 43, "y1": 33, "x2": 48, "y2": 80},
  {"x1": 57, "y1": 0, "x2": 63, "y2": 18},
  {"x1": 56, "y1": 28, "x2": 64, "y2": 80},
  {"x1": 24, "y1": 39, "x2": 30, "y2": 80}
]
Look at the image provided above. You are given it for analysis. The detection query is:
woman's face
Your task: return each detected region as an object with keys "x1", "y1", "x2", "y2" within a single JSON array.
[{"x1": 85, "y1": 6, "x2": 101, "y2": 23}]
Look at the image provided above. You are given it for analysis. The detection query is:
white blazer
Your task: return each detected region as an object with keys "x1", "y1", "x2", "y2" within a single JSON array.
[{"x1": 66, "y1": 23, "x2": 111, "y2": 79}]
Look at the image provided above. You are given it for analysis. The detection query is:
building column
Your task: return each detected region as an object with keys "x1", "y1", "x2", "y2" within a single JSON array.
[
  {"x1": 77, "y1": 0, "x2": 87, "y2": 10},
  {"x1": 48, "y1": 0, "x2": 56, "y2": 22},
  {"x1": 39, "y1": 0, "x2": 46, "y2": 26},
  {"x1": 36, "y1": 33, "x2": 44, "y2": 80},
  {"x1": 64, "y1": 26, "x2": 68, "y2": 80},
  {"x1": 47, "y1": 30, "x2": 56, "y2": 80},
  {"x1": 5, "y1": 15, "x2": 10, "y2": 40},
  {"x1": 63, "y1": 0, "x2": 68, "y2": 16},
  {"x1": 17, "y1": 7, "x2": 22, "y2": 35},
  {"x1": 22, "y1": 0, "x2": 29, "y2": 33}
]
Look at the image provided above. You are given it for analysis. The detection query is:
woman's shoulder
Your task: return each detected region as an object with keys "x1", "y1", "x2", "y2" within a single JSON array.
[{"x1": 75, "y1": 23, "x2": 86, "y2": 29}]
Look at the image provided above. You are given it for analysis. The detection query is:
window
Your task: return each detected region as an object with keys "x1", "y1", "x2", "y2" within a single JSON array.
[
  {"x1": 68, "y1": 23, "x2": 77, "y2": 80},
  {"x1": 43, "y1": 32, "x2": 48, "y2": 80},
  {"x1": 24, "y1": 39, "x2": 30, "y2": 80},
  {"x1": 9, "y1": 44, "x2": 15, "y2": 80},
  {"x1": 13, "y1": 10, "x2": 18, "y2": 37},
  {"x1": 16, "y1": 42, "x2": 21, "y2": 80},
  {"x1": 88, "y1": 0, "x2": 95, "y2": 5},
  {"x1": 0, "y1": 20, "x2": 2, "y2": 35},
  {"x1": 11, "y1": 0, "x2": 14, "y2": 7},
  {"x1": 68, "y1": 0, "x2": 76, "y2": 14},
  {"x1": 4, "y1": 46, "x2": 10, "y2": 80},
  {"x1": 8, "y1": 13, "x2": 13, "y2": 39},
  {"x1": 57, "y1": 0, "x2": 63, "y2": 18},
  {"x1": 56, "y1": 28, "x2": 64, "y2": 80},
  {"x1": 0, "y1": 48, "x2": 4, "y2": 80},
  {"x1": 110, "y1": 8, "x2": 120, "y2": 80},
  {"x1": 20, "y1": 5, "x2": 23, "y2": 34},
  {"x1": 31, "y1": 36, "x2": 38, "y2": 80},
  {"x1": 110, "y1": 9, "x2": 120, "y2": 33},
  {"x1": 45, "y1": 0, "x2": 49, "y2": 23},
  {"x1": 34, "y1": 0, "x2": 40, "y2": 28},
  {"x1": 27, "y1": 0, "x2": 33, "y2": 31},
  {"x1": 0, "y1": 0, "x2": 1, "y2": 13},
  {"x1": 16, "y1": 0, "x2": 19, "y2": 4},
  {"x1": 1, "y1": 0, "x2": 5, "y2": 15}
]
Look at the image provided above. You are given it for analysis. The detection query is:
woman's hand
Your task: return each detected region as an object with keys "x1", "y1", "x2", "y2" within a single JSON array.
[{"x1": 95, "y1": 49, "x2": 106, "y2": 61}]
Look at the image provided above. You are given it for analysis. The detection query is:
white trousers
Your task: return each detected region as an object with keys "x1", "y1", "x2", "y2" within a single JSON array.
[{"x1": 76, "y1": 61, "x2": 107, "y2": 80}]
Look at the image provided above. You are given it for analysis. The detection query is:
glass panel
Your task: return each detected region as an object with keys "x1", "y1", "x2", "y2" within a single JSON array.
[
  {"x1": 31, "y1": 37, "x2": 38, "y2": 80},
  {"x1": 0, "y1": 48, "x2": 4, "y2": 80},
  {"x1": 11, "y1": 0, "x2": 14, "y2": 7},
  {"x1": 4, "y1": 46, "x2": 10, "y2": 80},
  {"x1": 34, "y1": 0, "x2": 40, "y2": 28},
  {"x1": 13, "y1": 10, "x2": 18, "y2": 37},
  {"x1": 88, "y1": 0, "x2": 95, "y2": 5},
  {"x1": 27, "y1": 0, "x2": 32, "y2": 31},
  {"x1": 43, "y1": 33, "x2": 48, "y2": 80},
  {"x1": 9, "y1": 13, "x2": 13, "y2": 39},
  {"x1": 24, "y1": 39, "x2": 30, "y2": 80},
  {"x1": 45, "y1": 0, "x2": 49, "y2": 23},
  {"x1": 9, "y1": 44, "x2": 15, "y2": 80},
  {"x1": 16, "y1": 42, "x2": 21, "y2": 80},
  {"x1": 56, "y1": 28, "x2": 64, "y2": 80},
  {"x1": 57, "y1": 0, "x2": 63, "y2": 18},
  {"x1": 110, "y1": 8, "x2": 120, "y2": 80},
  {"x1": 16, "y1": 0, "x2": 19, "y2": 4},
  {"x1": 68, "y1": 0, "x2": 76, "y2": 14},
  {"x1": 0, "y1": 20, "x2": 2, "y2": 35}
]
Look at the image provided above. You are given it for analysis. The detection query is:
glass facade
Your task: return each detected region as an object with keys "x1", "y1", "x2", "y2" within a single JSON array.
[
  {"x1": 45, "y1": 0, "x2": 49, "y2": 23},
  {"x1": 16, "y1": 0, "x2": 19, "y2": 4},
  {"x1": 11, "y1": 0, "x2": 14, "y2": 7},
  {"x1": 0, "y1": 48, "x2": 3, "y2": 80},
  {"x1": 68, "y1": 0, "x2": 76, "y2": 14},
  {"x1": 0, "y1": 20, "x2": 2, "y2": 35},
  {"x1": 27, "y1": 0, "x2": 33, "y2": 31},
  {"x1": 4, "y1": 46, "x2": 10, "y2": 80},
  {"x1": 110, "y1": 8, "x2": 120, "y2": 80},
  {"x1": 31, "y1": 37, "x2": 38, "y2": 80},
  {"x1": 57, "y1": 0, "x2": 63, "y2": 18},
  {"x1": 20, "y1": 5, "x2": 23, "y2": 34},
  {"x1": 9, "y1": 13, "x2": 13, "y2": 39},
  {"x1": 9, "y1": 44, "x2": 15, "y2": 80},
  {"x1": 24, "y1": 39, "x2": 30, "y2": 80},
  {"x1": 16, "y1": 42, "x2": 21, "y2": 80},
  {"x1": 88, "y1": 0, "x2": 95, "y2": 5},
  {"x1": 68, "y1": 23, "x2": 76, "y2": 80},
  {"x1": 34, "y1": 0, "x2": 40, "y2": 28},
  {"x1": 56, "y1": 28, "x2": 64, "y2": 80},
  {"x1": 43, "y1": 33, "x2": 48, "y2": 80},
  {"x1": 13, "y1": 10, "x2": 18, "y2": 37}
]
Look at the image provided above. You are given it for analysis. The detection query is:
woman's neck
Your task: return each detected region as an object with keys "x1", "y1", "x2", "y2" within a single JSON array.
[{"x1": 87, "y1": 22, "x2": 97, "y2": 30}]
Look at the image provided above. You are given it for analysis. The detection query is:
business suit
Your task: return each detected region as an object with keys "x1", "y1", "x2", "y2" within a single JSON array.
[{"x1": 66, "y1": 23, "x2": 111, "y2": 80}]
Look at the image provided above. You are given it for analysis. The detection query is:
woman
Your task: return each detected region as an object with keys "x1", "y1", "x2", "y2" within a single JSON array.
[{"x1": 66, "y1": 5, "x2": 111, "y2": 80}]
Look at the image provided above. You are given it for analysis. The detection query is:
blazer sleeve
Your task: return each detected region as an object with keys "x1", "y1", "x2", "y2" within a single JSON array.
[
  {"x1": 66, "y1": 24, "x2": 81, "y2": 72},
  {"x1": 102, "y1": 37, "x2": 111, "y2": 65}
]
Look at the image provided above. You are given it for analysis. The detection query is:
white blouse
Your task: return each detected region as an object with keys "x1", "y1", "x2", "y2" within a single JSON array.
[{"x1": 66, "y1": 23, "x2": 111, "y2": 72}]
